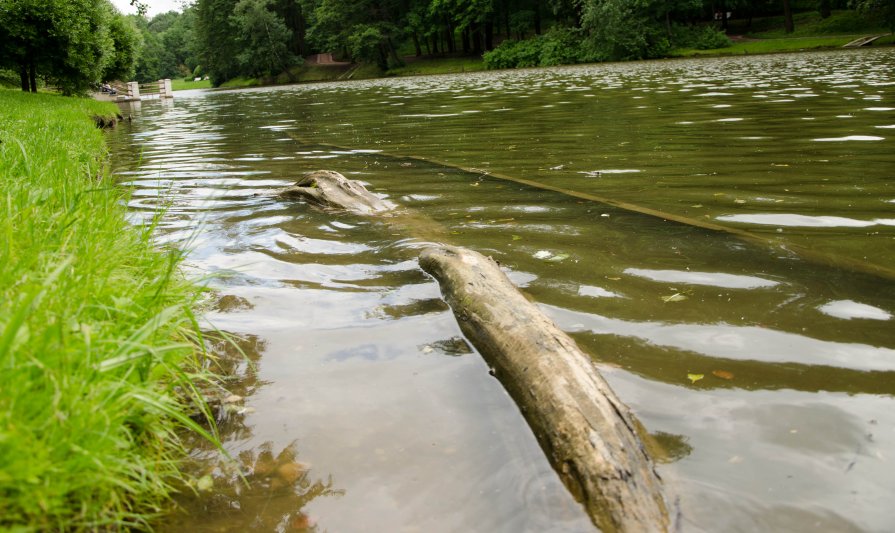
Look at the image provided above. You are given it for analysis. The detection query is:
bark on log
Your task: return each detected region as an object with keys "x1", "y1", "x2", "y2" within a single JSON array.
[
  {"x1": 280, "y1": 170, "x2": 395, "y2": 215},
  {"x1": 419, "y1": 245, "x2": 671, "y2": 532}
]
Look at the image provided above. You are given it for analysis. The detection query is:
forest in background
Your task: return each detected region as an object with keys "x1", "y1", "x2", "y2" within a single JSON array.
[
  {"x1": 137, "y1": 0, "x2": 895, "y2": 87},
  {"x1": 2, "y1": 0, "x2": 893, "y2": 92}
]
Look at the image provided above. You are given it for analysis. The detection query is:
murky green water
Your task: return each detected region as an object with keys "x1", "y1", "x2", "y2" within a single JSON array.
[{"x1": 108, "y1": 48, "x2": 894, "y2": 532}]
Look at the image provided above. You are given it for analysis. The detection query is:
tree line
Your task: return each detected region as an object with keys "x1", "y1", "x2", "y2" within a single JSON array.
[
  {"x1": 2, "y1": 0, "x2": 891, "y2": 93},
  {"x1": 179, "y1": 0, "x2": 891, "y2": 84},
  {"x1": 0, "y1": 0, "x2": 141, "y2": 94}
]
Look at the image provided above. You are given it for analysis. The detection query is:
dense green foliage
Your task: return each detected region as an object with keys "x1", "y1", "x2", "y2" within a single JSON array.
[
  {"x1": 119, "y1": 0, "x2": 887, "y2": 85},
  {"x1": 132, "y1": 9, "x2": 200, "y2": 82},
  {"x1": 851, "y1": 0, "x2": 895, "y2": 31},
  {"x1": 0, "y1": 0, "x2": 141, "y2": 94},
  {"x1": 0, "y1": 90, "x2": 216, "y2": 529}
]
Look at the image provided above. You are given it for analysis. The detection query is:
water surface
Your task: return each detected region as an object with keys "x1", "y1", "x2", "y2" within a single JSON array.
[{"x1": 108, "y1": 48, "x2": 894, "y2": 532}]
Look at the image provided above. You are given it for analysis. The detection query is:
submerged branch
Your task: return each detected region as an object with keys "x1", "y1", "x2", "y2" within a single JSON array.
[{"x1": 285, "y1": 133, "x2": 895, "y2": 281}]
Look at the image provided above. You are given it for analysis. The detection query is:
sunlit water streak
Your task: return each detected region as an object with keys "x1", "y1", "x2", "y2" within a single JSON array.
[{"x1": 107, "y1": 48, "x2": 894, "y2": 532}]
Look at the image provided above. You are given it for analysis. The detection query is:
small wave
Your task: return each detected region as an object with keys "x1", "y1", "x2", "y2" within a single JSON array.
[
  {"x1": 717, "y1": 214, "x2": 895, "y2": 228},
  {"x1": 813, "y1": 135, "x2": 884, "y2": 142},
  {"x1": 624, "y1": 268, "x2": 778, "y2": 289},
  {"x1": 819, "y1": 300, "x2": 891, "y2": 321}
]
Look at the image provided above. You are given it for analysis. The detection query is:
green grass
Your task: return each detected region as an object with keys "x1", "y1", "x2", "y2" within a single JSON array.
[
  {"x1": 0, "y1": 90, "x2": 217, "y2": 530},
  {"x1": 171, "y1": 78, "x2": 213, "y2": 91},
  {"x1": 217, "y1": 55, "x2": 486, "y2": 89},
  {"x1": 671, "y1": 9, "x2": 892, "y2": 58},
  {"x1": 671, "y1": 35, "x2": 862, "y2": 57},
  {"x1": 729, "y1": 9, "x2": 889, "y2": 38},
  {"x1": 219, "y1": 76, "x2": 263, "y2": 89},
  {"x1": 386, "y1": 56, "x2": 487, "y2": 77},
  {"x1": 290, "y1": 64, "x2": 353, "y2": 83}
]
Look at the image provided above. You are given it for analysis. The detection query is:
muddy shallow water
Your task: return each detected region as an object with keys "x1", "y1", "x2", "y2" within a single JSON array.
[{"x1": 107, "y1": 48, "x2": 894, "y2": 532}]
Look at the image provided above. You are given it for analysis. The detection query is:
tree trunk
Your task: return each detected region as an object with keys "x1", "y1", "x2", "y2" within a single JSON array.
[
  {"x1": 445, "y1": 20, "x2": 456, "y2": 53},
  {"x1": 387, "y1": 37, "x2": 404, "y2": 67},
  {"x1": 462, "y1": 27, "x2": 471, "y2": 54},
  {"x1": 376, "y1": 43, "x2": 389, "y2": 70},
  {"x1": 719, "y1": 0, "x2": 728, "y2": 31},
  {"x1": 412, "y1": 32, "x2": 422, "y2": 56},
  {"x1": 29, "y1": 62, "x2": 37, "y2": 93},
  {"x1": 484, "y1": 19, "x2": 494, "y2": 50},
  {"x1": 819, "y1": 0, "x2": 831, "y2": 19},
  {"x1": 431, "y1": 34, "x2": 439, "y2": 55},
  {"x1": 19, "y1": 64, "x2": 29, "y2": 92},
  {"x1": 420, "y1": 245, "x2": 672, "y2": 533},
  {"x1": 472, "y1": 23, "x2": 483, "y2": 55},
  {"x1": 782, "y1": 0, "x2": 794, "y2": 33},
  {"x1": 533, "y1": 0, "x2": 542, "y2": 34},
  {"x1": 502, "y1": 0, "x2": 511, "y2": 39},
  {"x1": 284, "y1": 3, "x2": 307, "y2": 56}
]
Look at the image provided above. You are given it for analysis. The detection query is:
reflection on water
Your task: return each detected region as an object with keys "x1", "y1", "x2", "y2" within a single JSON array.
[
  {"x1": 108, "y1": 49, "x2": 894, "y2": 532},
  {"x1": 170, "y1": 440, "x2": 342, "y2": 532}
]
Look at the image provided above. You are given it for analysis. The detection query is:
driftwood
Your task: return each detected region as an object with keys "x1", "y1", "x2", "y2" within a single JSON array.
[
  {"x1": 279, "y1": 171, "x2": 671, "y2": 529},
  {"x1": 419, "y1": 245, "x2": 671, "y2": 532},
  {"x1": 280, "y1": 170, "x2": 395, "y2": 215}
]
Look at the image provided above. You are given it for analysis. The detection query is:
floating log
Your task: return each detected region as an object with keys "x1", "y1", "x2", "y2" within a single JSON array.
[
  {"x1": 419, "y1": 245, "x2": 671, "y2": 532},
  {"x1": 285, "y1": 133, "x2": 895, "y2": 281},
  {"x1": 280, "y1": 170, "x2": 395, "y2": 215}
]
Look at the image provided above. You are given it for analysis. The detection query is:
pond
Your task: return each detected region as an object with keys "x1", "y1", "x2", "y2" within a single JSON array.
[{"x1": 107, "y1": 48, "x2": 895, "y2": 532}]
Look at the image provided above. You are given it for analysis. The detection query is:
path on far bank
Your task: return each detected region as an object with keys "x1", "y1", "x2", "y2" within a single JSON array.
[{"x1": 305, "y1": 53, "x2": 351, "y2": 66}]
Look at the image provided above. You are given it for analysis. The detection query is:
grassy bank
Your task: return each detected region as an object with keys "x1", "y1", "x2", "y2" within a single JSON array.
[
  {"x1": 672, "y1": 35, "x2": 863, "y2": 56},
  {"x1": 673, "y1": 10, "x2": 892, "y2": 57},
  {"x1": 171, "y1": 78, "x2": 213, "y2": 91},
  {"x1": 0, "y1": 90, "x2": 214, "y2": 530},
  {"x1": 217, "y1": 55, "x2": 487, "y2": 89}
]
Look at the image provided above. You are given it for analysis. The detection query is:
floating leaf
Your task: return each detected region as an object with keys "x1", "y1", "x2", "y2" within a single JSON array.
[
  {"x1": 661, "y1": 293, "x2": 688, "y2": 303},
  {"x1": 511, "y1": 235, "x2": 522, "y2": 241},
  {"x1": 712, "y1": 370, "x2": 735, "y2": 380},
  {"x1": 548, "y1": 253, "x2": 570, "y2": 262},
  {"x1": 734, "y1": 199, "x2": 747, "y2": 204},
  {"x1": 691, "y1": 204, "x2": 703, "y2": 208},
  {"x1": 197, "y1": 475, "x2": 214, "y2": 492},
  {"x1": 687, "y1": 373, "x2": 704, "y2": 384}
]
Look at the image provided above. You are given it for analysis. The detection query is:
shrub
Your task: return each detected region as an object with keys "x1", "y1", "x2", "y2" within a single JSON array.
[
  {"x1": 696, "y1": 27, "x2": 732, "y2": 49},
  {"x1": 669, "y1": 24, "x2": 732, "y2": 50},
  {"x1": 484, "y1": 28, "x2": 597, "y2": 70},
  {"x1": 483, "y1": 38, "x2": 542, "y2": 69}
]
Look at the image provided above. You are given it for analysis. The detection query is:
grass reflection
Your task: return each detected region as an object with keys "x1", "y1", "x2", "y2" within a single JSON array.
[{"x1": 164, "y1": 331, "x2": 344, "y2": 531}]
